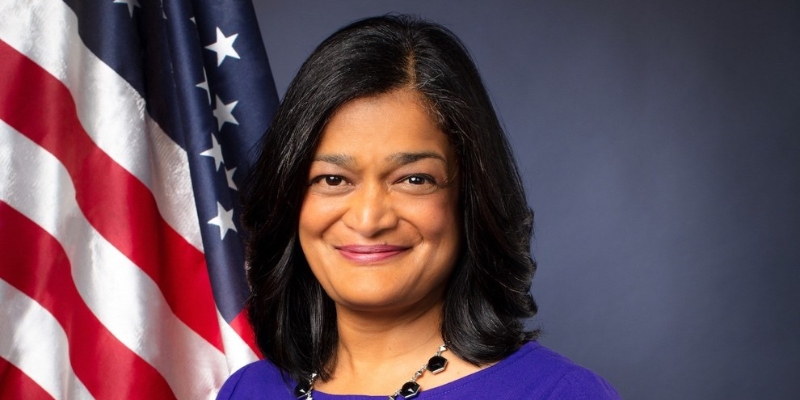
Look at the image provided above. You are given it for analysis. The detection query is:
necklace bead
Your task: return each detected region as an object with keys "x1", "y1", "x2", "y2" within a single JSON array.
[
  {"x1": 400, "y1": 381, "x2": 421, "y2": 398},
  {"x1": 427, "y1": 355, "x2": 448, "y2": 374}
]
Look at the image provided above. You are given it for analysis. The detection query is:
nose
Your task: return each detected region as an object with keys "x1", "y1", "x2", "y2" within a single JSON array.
[{"x1": 342, "y1": 181, "x2": 398, "y2": 237}]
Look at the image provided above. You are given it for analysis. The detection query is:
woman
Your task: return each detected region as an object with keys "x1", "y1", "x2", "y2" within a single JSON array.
[{"x1": 220, "y1": 15, "x2": 619, "y2": 399}]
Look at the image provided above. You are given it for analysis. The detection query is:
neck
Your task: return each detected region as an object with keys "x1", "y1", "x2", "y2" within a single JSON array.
[
  {"x1": 335, "y1": 299, "x2": 444, "y2": 365},
  {"x1": 315, "y1": 299, "x2": 445, "y2": 394}
]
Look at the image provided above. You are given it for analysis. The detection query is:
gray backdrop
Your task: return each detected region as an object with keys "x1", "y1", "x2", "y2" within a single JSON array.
[{"x1": 252, "y1": 1, "x2": 800, "y2": 399}]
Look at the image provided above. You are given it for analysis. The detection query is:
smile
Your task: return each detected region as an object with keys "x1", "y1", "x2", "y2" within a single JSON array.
[{"x1": 335, "y1": 244, "x2": 410, "y2": 264}]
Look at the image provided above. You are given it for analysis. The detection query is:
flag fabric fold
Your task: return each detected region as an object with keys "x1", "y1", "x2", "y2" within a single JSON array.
[{"x1": 0, "y1": 0, "x2": 278, "y2": 398}]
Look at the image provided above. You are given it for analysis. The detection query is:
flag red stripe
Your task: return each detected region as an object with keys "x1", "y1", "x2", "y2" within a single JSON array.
[
  {"x1": 0, "y1": 202, "x2": 176, "y2": 400},
  {"x1": 0, "y1": 40, "x2": 223, "y2": 351},
  {"x1": 0, "y1": 358, "x2": 55, "y2": 400}
]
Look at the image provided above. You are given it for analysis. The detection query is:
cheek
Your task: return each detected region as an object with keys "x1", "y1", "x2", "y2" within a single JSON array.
[
  {"x1": 399, "y1": 191, "x2": 460, "y2": 242},
  {"x1": 298, "y1": 195, "x2": 343, "y2": 275},
  {"x1": 299, "y1": 194, "x2": 344, "y2": 237},
  {"x1": 298, "y1": 196, "x2": 339, "y2": 283}
]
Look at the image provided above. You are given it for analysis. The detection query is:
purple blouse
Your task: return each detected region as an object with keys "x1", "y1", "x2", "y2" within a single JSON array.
[{"x1": 217, "y1": 341, "x2": 620, "y2": 399}]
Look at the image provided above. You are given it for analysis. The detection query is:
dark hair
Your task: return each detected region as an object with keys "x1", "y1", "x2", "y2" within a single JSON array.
[{"x1": 242, "y1": 14, "x2": 538, "y2": 383}]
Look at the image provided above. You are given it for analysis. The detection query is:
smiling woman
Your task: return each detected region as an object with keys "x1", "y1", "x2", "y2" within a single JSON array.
[
  {"x1": 219, "y1": 14, "x2": 619, "y2": 400},
  {"x1": 300, "y1": 89, "x2": 461, "y2": 316}
]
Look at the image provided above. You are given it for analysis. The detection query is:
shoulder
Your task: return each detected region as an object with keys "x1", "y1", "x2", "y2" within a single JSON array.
[
  {"x1": 216, "y1": 360, "x2": 297, "y2": 400},
  {"x1": 509, "y1": 341, "x2": 620, "y2": 400},
  {"x1": 434, "y1": 341, "x2": 619, "y2": 400}
]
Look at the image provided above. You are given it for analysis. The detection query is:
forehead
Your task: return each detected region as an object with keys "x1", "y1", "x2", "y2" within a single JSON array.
[{"x1": 315, "y1": 89, "x2": 453, "y2": 161}]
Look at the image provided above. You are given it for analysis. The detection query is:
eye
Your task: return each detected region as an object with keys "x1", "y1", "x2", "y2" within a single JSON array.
[
  {"x1": 310, "y1": 175, "x2": 347, "y2": 186},
  {"x1": 394, "y1": 174, "x2": 439, "y2": 195},
  {"x1": 405, "y1": 175, "x2": 434, "y2": 185},
  {"x1": 308, "y1": 174, "x2": 352, "y2": 195},
  {"x1": 323, "y1": 176, "x2": 344, "y2": 186}
]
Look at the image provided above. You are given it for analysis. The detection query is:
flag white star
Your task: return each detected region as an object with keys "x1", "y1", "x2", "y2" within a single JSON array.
[
  {"x1": 225, "y1": 167, "x2": 238, "y2": 190},
  {"x1": 213, "y1": 96, "x2": 239, "y2": 130},
  {"x1": 113, "y1": 0, "x2": 140, "y2": 17},
  {"x1": 205, "y1": 27, "x2": 240, "y2": 66},
  {"x1": 208, "y1": 202, "x2": 237, "y2": 240},
  {"x1": 200, "y1": 134, "x2": 224, "y2": 171},
  {"x1": 196, "y1": 68, "x2": 211, "y2": 105}
]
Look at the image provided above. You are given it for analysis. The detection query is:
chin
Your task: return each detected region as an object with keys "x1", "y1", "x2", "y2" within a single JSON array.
[
  {"x1": 331, "y1": 286, "x2": 444, "y2": 315},
  {"x1": 334, "y1": 290, "x2": 403, "y2": 310}
]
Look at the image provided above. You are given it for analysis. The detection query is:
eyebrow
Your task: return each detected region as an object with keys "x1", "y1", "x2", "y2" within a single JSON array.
[
  {"x1": 386, "y1": 152, "x2": 447, "y2": 165},
  {"x1": 312, "y1": 154, "x2": 356, "y2": 166},
  {"x1": 312, "y1": 152, "x2": 447, "y2": 166}
]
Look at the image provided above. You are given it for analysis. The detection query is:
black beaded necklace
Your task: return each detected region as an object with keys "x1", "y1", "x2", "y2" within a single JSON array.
[{"x1": 294, "y1": 344, "x2": 449, "y2": 400}]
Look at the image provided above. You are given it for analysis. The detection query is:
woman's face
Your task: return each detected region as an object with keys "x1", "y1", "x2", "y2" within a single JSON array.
[{"x1": 298, "y1": 89, "x2": 460, "y2": 314}]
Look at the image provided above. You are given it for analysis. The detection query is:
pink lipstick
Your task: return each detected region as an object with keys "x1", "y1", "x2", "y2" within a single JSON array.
[{"x1": 336, "y1": 244, "x2": 409, "y2": 264}]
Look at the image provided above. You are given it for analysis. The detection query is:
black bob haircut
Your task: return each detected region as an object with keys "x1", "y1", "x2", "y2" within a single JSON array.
[{"x1": 242, "y1": 14, "x2": 539, "y2": 383}]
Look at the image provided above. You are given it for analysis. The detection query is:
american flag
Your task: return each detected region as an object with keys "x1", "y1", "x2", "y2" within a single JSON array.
[{"x1": 0, "y1": 0, "x2": 278, "y2": 398}]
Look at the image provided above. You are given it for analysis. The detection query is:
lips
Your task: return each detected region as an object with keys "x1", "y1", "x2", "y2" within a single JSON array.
[{"x1": 335, "y1": 244, "x2": 409, "y2": 264}]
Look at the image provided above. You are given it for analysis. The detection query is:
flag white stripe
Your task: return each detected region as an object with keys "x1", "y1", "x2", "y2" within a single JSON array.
[
  {"x1": 0, "y1": 121, "x2": 226, "y2": 399},
  {"x1": 0, "y1": 0, "x2": 203, "y2": 252},
  {"x1": 218, "y1": 311, "x2": 259, "y2": 373},
  {"x1": 0, "y1": 280, "x2": 94, "y2": 400}
]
